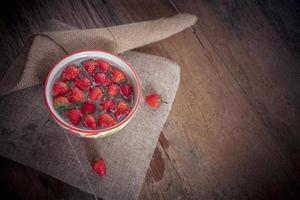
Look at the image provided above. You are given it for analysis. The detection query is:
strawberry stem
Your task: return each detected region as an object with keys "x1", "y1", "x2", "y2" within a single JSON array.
[{"x1": 55, "y1": 104, "x2": 69, "y2": 113}]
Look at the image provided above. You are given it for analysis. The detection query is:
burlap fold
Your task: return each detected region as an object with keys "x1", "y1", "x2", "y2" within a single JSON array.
[{"x1": 0, "y1": 14, "x2": 197, "y2": 95}]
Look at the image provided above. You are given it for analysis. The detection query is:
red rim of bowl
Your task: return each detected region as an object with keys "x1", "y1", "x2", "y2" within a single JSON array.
[{"x1": 44, "y1": 50, "x2": 142, "y2": 135}]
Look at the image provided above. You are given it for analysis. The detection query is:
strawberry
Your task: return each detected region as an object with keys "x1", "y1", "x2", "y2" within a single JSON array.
[
  {"x1": 119, "y1": 84, "x2": 133, "y2": 99},
  {"x1": 99, "y1": 99, "x2": 115, "y2": 112},
  {"x1": 107, "y1": 83, "x2": 119, "y2": 96},
  {"x1": 83, "y1": 114, "x2": 97, "y2": 130},
  {"x1": 52, "y1": 81, "x2": 68, "y2": 96},
  {"x1": 83, "y1": 60, "x2": 98, "y2": 74},
  {"x1": 69, "y1": 87, "x2": 85, "y2": 103},
  {"x1": 98, "y1": 113, "x2": 116, "y2": 128},
  {"x1": 115, "y1": 101, "x2": 130, "y2": 119},
  {"x1": 81, "y1": 102, "x2": 96, "y2": 114},
  {"x1": 145, "y1": 94, "x2": 164, "y2": 109},
  {"x1": 62, "y1": 65, "x2": 80, "y2": 81},
  {"x1": 95, "y1": 59, "x2": 110, "y2": 73},
  {"x1": 92, "y1": 159, "x2": 106, "y2": 176},
  {"x1": 74, "y1": 77, "x2": 91, "y2": 90},
  {"x1": 111, "y1": 68, "x2": 125, "y2": 83},
  {"x1": 88, "y1": 87, "x2": 103, "y2": 102},
  {"x1": 94, "y1": 73, "x2": 111, "y2": 86},
  {"x1": 53, "y1": 96, "x2": 70, "y2": 112},
  {"x1": 67, "y1": 109, "x2": 82, "y2": 126}
]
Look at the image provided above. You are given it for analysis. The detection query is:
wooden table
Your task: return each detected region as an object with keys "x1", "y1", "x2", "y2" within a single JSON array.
[{"x1": 1, "y1": 0, "x2": 299, "y2": 199}]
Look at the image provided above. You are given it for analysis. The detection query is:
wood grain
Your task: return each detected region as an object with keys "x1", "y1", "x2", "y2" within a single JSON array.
[
  {"x1": 0, "y1": 0, "x2": 299, "y2": 199},
  {"x1": 0, "y1": 156, "x2": 97, "y2": 200},
  {"x1": 167, "y1": 1, "x2": 300, "y2": 197}
]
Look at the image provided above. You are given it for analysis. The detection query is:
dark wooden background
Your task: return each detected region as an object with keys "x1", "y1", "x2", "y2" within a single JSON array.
[{"x1": 1, "y1": 0, "x2": 300, "y2": 199}]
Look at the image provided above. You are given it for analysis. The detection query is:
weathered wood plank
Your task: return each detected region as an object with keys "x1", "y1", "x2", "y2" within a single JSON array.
[
  {"x1": 256, "y1": 0, "x2": 300, "y2": 57},
  {"x1": 138, "y1": 133, "x2": 187, "y2": 200},
  {"x1": 164, "y1": 0, "x2": 300, "y2": 199},
  {"x1": 0, "y1": 156, "x2": 96, "y2": 200},
  {"x1": 107, "y1": 0, "x2": 300, "y2": 199}
]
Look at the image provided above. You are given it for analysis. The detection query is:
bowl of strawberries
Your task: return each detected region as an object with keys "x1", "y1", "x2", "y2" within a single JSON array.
[{"x1": 44, "y1": 50, "x2": 142, "y2": 138}]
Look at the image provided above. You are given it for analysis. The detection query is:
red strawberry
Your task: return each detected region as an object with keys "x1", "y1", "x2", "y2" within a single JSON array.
[
  {"x1": 83, "y1": 115, "x2": 97, "y2": 130},
  {"x1": 83, "y1": 60, "x2": 98, "y2": 74},
  {"x1": 94, "y1": 73, "x2": 111, "y2": 86},
  {"x1": 69, "y1": 87, "x2": 85, "y2": 103},
  {"x1": 53, "y1": 96, "x2": 70, "y2": 111},
  {"x1": 119, "y1": 84, "x2": 133, "y2": 99},
  {"x1": 98, "y1": 113, "x2": 116, "y2": 128},
  {"x1": 111, "y1": 68, "x2": 126, "y2": 83},
  {"x1": 67, "y1": 109, "x2": 82, "y2": 126},
  {"x1": 88, "y1": 87, "x2": 103, "y2": 102},
  {"x1": 92, "y1": 159, "x2": 106, "y2": 176},
  {"x1": 74, "y1": 77, "x2": 91, "y2": 91},
  {"x1": 52, "y1": 81, "x2": 68, "y2": 96},
  {"x1": 95, "y1": 59, "x2": 110, "y2": 73},
  {"x1": 107, "y1": 83, "x2": 119, "y2": 96},
  {"x1": 62, "y1": 65, "x2": 80, "y2": 81},
  {"x1": 99, "y1": 99, "x2": 115, "y2": 112},
  {"x1": 145, "y1": 94, "x2": 163, "y2": 109},
  {"x1": 81, "y1": 102, "x2": 96, "y2": 114},
  {"x1": 115, "y1": 101, "x2": 130, "y2": 119}
]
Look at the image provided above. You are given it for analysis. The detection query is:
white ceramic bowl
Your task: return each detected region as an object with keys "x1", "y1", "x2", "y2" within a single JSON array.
[{"x1": 44, "y1": 50, "x2": 142, "y2": 138}]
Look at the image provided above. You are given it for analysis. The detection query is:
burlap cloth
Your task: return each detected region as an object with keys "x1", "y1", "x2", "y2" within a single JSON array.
[
  {"x1": 0, "y1": 14, "x2": 196, "y2": 95},
  {"x1": 0, "y1": 15, "x2": 196, "y2": 199}
]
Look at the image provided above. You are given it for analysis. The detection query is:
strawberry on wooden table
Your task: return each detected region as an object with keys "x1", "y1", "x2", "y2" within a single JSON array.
[
  {"x1": 81, "y1": 102, "x2": 96, "y2": 114},
  {"x1": 69, "y1": 87, "x2": 85, "y2": 103},
  {"x1": 67, "y1": 109, "x2": 82, "y2": 126},
  {"x1": 111, "y1": 68, "x2": 126, "y2": 83},
  {"x1": 95, "y1": 59, "x2": 110, "y2": 73},
  {"x1": 83, "y1": 115, "x2": 97, "y2": 130},
  {"x1": 52, "y1": 81, "x2": 68, "y2": 96},
  {"x1": 74, "y1": 77, "x2": 91, "y2": 90},
  {"x1": 88, "y1": 87, "x2": 103, "y2": 102},
  {"x1": 62, "y1": 65, "x2": 80, "y2": 81},
  {"x1": 98, "y1": 113, "x2": 116, "y2": 128},
  {"x1": 92, "y1": 159, "x2": 106, "y2": 176}
]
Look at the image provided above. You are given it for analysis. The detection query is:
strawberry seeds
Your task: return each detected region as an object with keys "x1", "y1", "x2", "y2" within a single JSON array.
[{"x1": 52, "y1": 59, "x2": 134, "y2": 130}]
